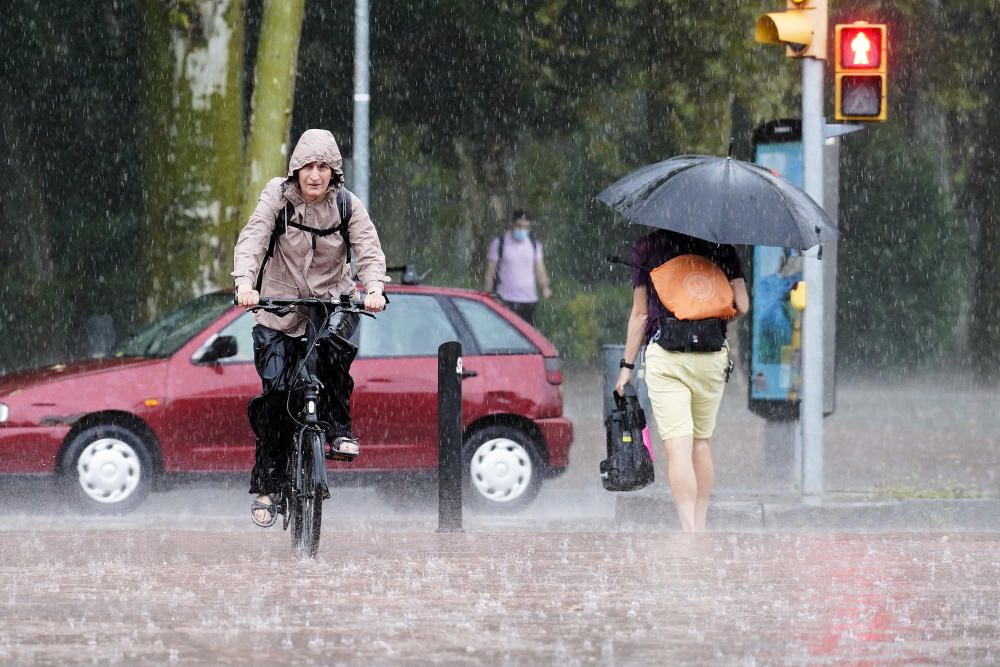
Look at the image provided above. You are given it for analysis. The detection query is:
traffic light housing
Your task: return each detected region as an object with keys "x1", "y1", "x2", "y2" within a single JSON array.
[
  {"x1": 756, "y1": 0, "x2": 828, "y2": 59},
  {"x1": 834, "y1": 22, "x2": 887, "y2": 121}
]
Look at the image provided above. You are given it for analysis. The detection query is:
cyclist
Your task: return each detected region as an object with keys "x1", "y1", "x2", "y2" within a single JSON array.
[{"x1": 233, "y1": 129, "x2": 388, "y2": 527}]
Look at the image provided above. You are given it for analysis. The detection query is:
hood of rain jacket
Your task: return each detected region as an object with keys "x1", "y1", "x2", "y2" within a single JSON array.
[{"x1": 286, "y1": 128, "x2": 345, "y2": 189}]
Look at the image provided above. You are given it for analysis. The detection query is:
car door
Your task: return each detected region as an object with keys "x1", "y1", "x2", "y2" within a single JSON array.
[
  {"x1": 163, "y1": 310, "x2": 260, "y2": 471},
  {"x1": 349, "y1": 293, "x2": 463, "y2": 470},
  {"x1": 449, "y1": 296, "x2": 541, "y2": 418}
]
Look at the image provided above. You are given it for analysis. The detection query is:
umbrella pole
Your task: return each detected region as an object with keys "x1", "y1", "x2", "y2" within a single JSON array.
[{"x1": 801, "y1": 57, "x2": 825, "y2": 502}]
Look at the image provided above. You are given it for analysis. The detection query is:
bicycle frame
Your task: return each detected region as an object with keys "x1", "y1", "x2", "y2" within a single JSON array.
[
  {"x1": 286, "y1": 342, "x2": 331, "y2": 555},
  {"x1": 244, "y1": 294, "x2": 373, "y2": 557},
  {"x1": 295, "y1": 349, "x2": 329, "y2": 489}
]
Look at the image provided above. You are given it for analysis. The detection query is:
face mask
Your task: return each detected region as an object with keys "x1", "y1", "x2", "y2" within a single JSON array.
[{"x1": 512, "y1": 229, "x2": 529, "y2": 241}]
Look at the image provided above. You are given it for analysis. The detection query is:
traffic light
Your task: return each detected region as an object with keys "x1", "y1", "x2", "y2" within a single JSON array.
[
  {"x1": 755, "y1": 0, "x2": 828, "y2": 59},
  {"x1": 834, "y1": 22, "x2": 887, "y2": 121}
]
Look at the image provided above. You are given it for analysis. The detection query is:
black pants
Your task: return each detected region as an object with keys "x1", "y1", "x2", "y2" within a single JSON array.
[
  {"x1": 248, "y1": 311, "x2": 359, "y2": 495},
  {"x1": 499, "y1": 299, "x2": 538, "y2": 326}
]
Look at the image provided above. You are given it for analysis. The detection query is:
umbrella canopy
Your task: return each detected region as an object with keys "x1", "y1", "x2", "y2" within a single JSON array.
[{"x1": 596, "y1": 154, "x2": 838, "y2": 249}]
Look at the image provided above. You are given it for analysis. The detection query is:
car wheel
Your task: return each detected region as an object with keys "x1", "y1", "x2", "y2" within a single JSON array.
[
  {"x1": 62, "y1": 424, "x2": 155, "y2": 513},
  {"x1": 463, "y1": 425, "x2": 543, "y2": 513}
]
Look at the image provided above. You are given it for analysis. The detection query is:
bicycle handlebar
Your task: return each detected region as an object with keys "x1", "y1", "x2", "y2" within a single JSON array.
[{"x1": 235, "y1": 294, "x2": 376, "y2": 317}]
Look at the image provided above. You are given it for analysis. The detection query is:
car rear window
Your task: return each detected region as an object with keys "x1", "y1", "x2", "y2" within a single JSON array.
[
  {"x1": 358, "y1": 294, "x2": 459, "y2": 358},
  {"x1": 453, "y1": 298, "x2": 537, "y2": 355}
]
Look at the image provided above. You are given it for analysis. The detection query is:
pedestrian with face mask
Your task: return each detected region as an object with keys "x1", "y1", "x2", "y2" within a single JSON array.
[{"x1": 483, "y1": 209, "x2": 552, "y2": 326}]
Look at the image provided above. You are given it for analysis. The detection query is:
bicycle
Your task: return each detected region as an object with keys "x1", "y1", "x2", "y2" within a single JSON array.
[{"x1": 245, "y1": 294, "x2": 375, "y2": 557}]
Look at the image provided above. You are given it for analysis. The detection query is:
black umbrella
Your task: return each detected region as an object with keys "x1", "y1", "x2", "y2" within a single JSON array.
[{"x1": 596, "y1": 154, "x2": 838, "y2": 249}]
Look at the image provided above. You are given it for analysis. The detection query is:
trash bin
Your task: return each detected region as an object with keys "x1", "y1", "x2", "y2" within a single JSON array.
[{"x1": 602, "y1": 343, "x2": 652, "y2": 418}]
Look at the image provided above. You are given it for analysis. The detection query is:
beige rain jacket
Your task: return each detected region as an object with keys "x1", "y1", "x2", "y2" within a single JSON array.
[{"x1": 232, "y1": 129, "x2": 389, "y2": 336}]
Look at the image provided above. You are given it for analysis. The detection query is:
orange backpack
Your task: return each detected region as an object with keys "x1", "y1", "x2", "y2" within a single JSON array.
[{"x1": 650, "y1": 254, "x2": 736, "y2": 320}]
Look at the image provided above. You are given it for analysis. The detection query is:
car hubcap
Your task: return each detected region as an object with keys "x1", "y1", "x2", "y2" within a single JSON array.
[
  {"x1": 76, "y1": 437, "x2": 141, "y2": 504},
  {"x1": 469, "y1": 437, "x2": 533, "y2": 503}
]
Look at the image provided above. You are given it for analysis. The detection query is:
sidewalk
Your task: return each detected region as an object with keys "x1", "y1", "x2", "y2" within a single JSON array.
[
  {"x1": 615, "y1": 491, "x2": 1000, "y2": 531},
  {"x1": 560, "y1": 367, "x2": 1000, "y2": 532}
]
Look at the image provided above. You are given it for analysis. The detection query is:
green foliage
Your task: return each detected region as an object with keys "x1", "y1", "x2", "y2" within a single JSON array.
[
  {"x1": 0, "y1": 0, "x2": 995, "y2": 378},
  {"x1": 368, "y1": 122, "x2": 472, "y2": 287},
  {"x1": 0, "y1": 214, "x2": 145, "y2": 373},
  {"x1": 537, "y1": 282, "x2": 631, "y2": 367},
  {"x1": 837, "y1": 124, "x2": 969, "y2": 370}
]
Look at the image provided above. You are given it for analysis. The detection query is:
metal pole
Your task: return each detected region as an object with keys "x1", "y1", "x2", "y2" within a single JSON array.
[
  {"x1": 801, "y1": 57, "x2": 825, "y2": 500},
  {"x1": 437, "y1": 341, "x2": 464, "y2": 532},
  {"x1": 353, "y1": 0, "x2": 370, "y2": 206}
]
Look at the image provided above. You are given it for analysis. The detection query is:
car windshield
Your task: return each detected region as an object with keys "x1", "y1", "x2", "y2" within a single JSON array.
[{"x1": 112, "y1": 293, "x2": 234, "y2": 359}]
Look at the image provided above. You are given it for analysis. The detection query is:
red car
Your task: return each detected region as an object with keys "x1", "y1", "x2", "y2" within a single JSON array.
[{"x1": 0, "y1": 284, "x2": 573, "y2": 513}]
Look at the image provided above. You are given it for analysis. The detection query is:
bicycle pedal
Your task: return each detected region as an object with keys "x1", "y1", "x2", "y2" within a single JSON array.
[{"x1": 325, "y1": 451, "x2": 356, "y2": 462}]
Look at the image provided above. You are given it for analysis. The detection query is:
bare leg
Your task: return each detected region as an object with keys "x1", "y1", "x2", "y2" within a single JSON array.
[
  {"x1": 692, "y1": 438, "x2": 714, "y2": 531},
  {"x1": 664, "y1": 435, "x2": 697, "y2": 532}
]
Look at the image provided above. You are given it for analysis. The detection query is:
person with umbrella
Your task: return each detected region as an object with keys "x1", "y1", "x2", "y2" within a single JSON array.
[
  {"x1": 600, "y1": 153, "x2": 836, "y2": 532},
  {"x1": 613, "y1": 229, "x2": 748, "y2": 532}
]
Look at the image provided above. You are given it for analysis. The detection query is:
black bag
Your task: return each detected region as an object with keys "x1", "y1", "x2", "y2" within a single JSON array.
[
  {"x1": 600, "y1": 385, "x2": 654, "y2": 492},
  {"x1": 654, "y1": 317, "x2": 725, "y2": 352}
]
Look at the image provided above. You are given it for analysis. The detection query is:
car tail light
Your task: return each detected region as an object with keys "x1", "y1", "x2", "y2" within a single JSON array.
[{"x1": 544, "y1": 357, "x2": 563, "y2": 385}]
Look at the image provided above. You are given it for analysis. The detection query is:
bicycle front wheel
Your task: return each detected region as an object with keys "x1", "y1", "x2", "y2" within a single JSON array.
[
  {"x1": 288, "y1": 439, "x2": 305, "y2": 550},
  {"x1": 292, "y1": 431, "x2": 325, "y2": 558}
]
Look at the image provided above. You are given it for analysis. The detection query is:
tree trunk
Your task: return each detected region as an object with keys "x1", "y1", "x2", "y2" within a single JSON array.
[
  {"x1": 142, "y1": 0, "x2": 246, "y2": 317},
  {"x1": 239, "y1": 0, "x2": 306, "y2": 228},
  {"x1": 454, "y1": 138, "x2": 519, "y2": 286},
  {"x1": 968, "y1": 132, "x2": 1000, "y2": 381},
  {"x1": 966, "y1": 9, "x2": 1000, "y2": 382}
]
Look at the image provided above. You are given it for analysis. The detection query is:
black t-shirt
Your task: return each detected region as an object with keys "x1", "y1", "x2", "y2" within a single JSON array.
[{"x1": 630, "y1": 230, "x2": 744, "y2": 342}]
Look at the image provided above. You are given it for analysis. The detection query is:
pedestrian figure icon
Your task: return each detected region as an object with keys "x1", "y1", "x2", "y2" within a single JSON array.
[{"x1": 850, "y1": 31, "x2": 871, "y2": 65}]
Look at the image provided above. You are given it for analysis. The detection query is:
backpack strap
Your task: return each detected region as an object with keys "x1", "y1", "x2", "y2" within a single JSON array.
[
  {"x1": 336, "y1": 188, "x2": 353, "y2": 264},
  {"x1": 494, "y1": 234, "x2": 505, "y2": 290},
  {"x1": 254, "y1": 185, "x2": 354, "y2": 292},
  {"x1": 254, "y1": 182, "x2": 294, "y2": 292}
]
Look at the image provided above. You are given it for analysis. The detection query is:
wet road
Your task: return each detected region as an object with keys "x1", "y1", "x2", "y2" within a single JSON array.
[
  {"x1": 3, "y1": 513, "x2": 1000, "y2": 666},
  {"x1": 5, "y1": 370, "x2": 1000, "y2": 665}
]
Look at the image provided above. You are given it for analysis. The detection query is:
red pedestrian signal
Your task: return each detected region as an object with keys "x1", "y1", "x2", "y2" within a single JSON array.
[{"x1": 835, "y1": 22, "x2": 887, "y2": 121}]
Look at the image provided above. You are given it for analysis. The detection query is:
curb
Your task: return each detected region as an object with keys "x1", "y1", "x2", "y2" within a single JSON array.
[{"x1": 615, "y1": 495, "x2": 1000, "y2": 531}]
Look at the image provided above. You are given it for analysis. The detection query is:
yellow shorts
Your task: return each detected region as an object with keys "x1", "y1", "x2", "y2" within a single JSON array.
[{"x1": 644, "y1": 343, "x2": 730, "y2": 440}]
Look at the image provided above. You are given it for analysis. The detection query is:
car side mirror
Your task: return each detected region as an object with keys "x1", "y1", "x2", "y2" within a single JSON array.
[{"x1": 198, "y1": 335, "x2": 239, "y2": 363}]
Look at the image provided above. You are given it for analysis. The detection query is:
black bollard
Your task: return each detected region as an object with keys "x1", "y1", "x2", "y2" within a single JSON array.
[{"x1": 437, "y1": 341, "x2": 463, "y2": 532}]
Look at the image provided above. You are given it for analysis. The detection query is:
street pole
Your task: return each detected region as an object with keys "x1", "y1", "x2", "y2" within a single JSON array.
[
  {"x1": 353, "y1": 0, "x2": 370, "y2": 207},
  {"x1": 801, "y1": 57, "x2": 824, "y2": 500},
  {"x1": 437, "y1": 341, "x2": 464, "y2": 533}
]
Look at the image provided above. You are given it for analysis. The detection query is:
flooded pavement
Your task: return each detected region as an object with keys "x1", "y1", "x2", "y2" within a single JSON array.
[
  {"x1": 3, "y1": 528, "x2": 1000, "y2": 665},
  {"x1": 4, "y1": 370, "x2": 1000, "y2": 665}
]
